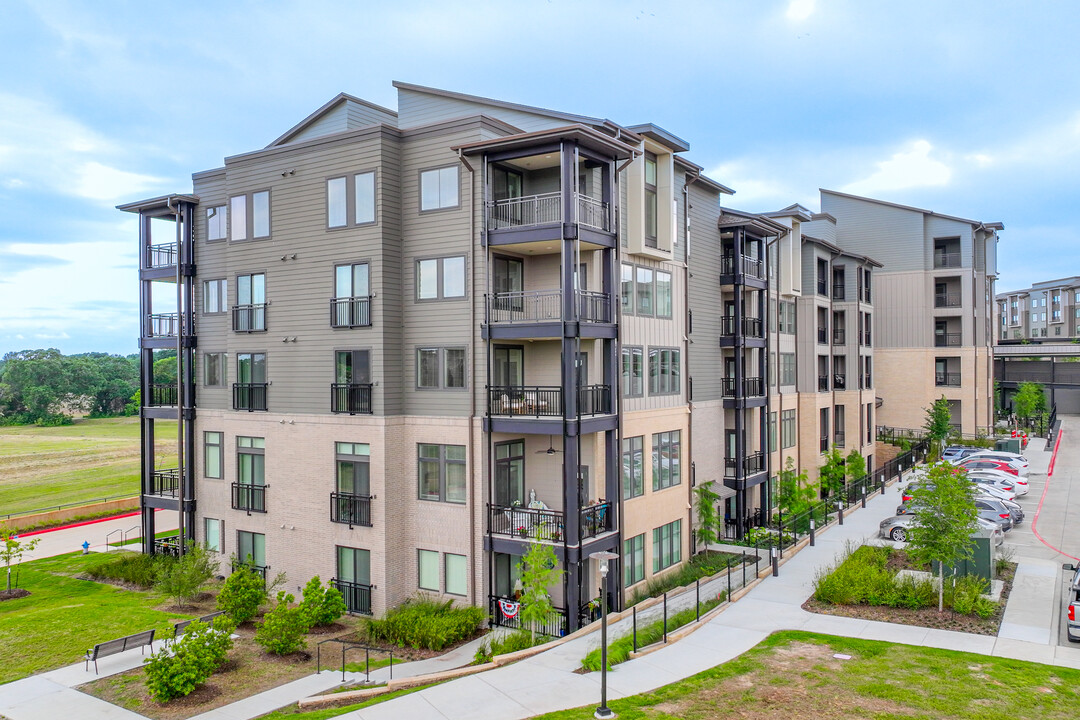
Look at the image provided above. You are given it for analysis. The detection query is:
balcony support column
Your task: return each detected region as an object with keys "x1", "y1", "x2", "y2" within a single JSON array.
[{"x1": 563, "y1": 430, "x2": 580, "y2": 542}]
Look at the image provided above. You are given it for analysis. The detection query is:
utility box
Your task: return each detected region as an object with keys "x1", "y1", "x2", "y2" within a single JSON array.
[
  {"x1": 996, "y1": 438, "x2": 1022, "y2": 454},
  {"x1": 938, "y1": 535, "x2": 995, "y2": 581}
]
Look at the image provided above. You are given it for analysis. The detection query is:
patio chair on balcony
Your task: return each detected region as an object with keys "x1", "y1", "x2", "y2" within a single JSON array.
[{"x1": 498, "y1": 394, "x2": 525, "y2": 414}]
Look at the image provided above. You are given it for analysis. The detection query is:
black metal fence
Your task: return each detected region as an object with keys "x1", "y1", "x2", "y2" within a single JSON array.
[
  {"x1": 330, "y1": 492, "x2": 372, "y2": 527},
  {"x1": 331, "y1": 383, "x2": 373, "y2": 414},
  {"x1": 488, "y1": 594, "x2": 568, "y2": 637}
]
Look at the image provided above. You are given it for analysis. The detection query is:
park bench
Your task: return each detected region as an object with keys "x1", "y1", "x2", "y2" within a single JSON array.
[
  {"x1": 84, "y1": 629, "x2": 155, "y2": 674},
  {"x1": 170, "y1": 610, "x2": 226, "y2": 644}
]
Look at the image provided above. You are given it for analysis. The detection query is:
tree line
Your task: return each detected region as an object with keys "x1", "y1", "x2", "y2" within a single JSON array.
[{"x1": 0, "y1": 348, "x2": 175, "y2": 425}]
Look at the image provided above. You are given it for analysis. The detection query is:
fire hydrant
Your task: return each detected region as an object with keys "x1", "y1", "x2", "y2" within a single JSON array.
[{"x1": 82, "y1": 540, "x2": 90, "y2": 555}]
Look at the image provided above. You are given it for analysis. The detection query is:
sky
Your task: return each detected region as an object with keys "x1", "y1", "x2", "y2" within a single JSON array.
[{"x1": 1, "y1": 0, "x2": 1078, "y2": 356}]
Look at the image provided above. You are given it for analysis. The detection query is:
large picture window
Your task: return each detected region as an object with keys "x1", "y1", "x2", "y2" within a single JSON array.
[
  {"x1": 652, "y1": 520, "x2": 681, "y2": 572},
  {"x1": 621, "y1": 346, "x2": 643, "y2": 397},
  {"x1": 418, "y1": 443, "x2": 466, "y2": 504},
  {"x1": 417, "y1": 256, "x2": 466, "y2": 300},
  {"x1": 624, "y1": 533, "x2": 645, "y2": 586},
  {"x1": 648, "y1": 348, "x2": 680, "y2": 395},
  {"x1": 622, "y1": 436, "x2": 644, "y2": 500},
  {"x1": 420, "y1": 166, "x2": 459, "y2": 211},
  {"x1": 204, "y1": 431, "x2": 223, "y2": 479},
  {"x1": 418, "y1": 549, "x2": 439, "y2": 590},
  {"x1": 652, "y1": 430, "x2": 681, "y2": 491},
  {"x1": 417, "y1": 347, "x2": 466, "y2": 389}
]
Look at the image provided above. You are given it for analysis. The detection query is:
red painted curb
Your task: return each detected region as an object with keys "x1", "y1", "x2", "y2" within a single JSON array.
[
  {"x1": 1030, "y1": 429, "x2": 1078, "y2": 561},
  {"x1": 14, "y1": 510, "x2": 143, "y2": 538}
]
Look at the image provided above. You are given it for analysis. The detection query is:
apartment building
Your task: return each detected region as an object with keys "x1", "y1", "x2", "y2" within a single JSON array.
[
  {"x1": 818, "y1": 190, "x2": 1002, "y2": 435},
  {"x1": 996, "y1": 277, "x2": 1080, "y2": 343}
]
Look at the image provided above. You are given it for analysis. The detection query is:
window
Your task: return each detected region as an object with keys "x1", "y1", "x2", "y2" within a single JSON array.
[
  {"x1": 203, "y1": 279, "x2": 227, "y2": 314},
  {"x1": 234, "y1": 273, "x2": 266, "y2": 332},
  {"x1": 652, "y1": 519, "x2": 682, "y2": 572},
  {"x1": 204, "y1": 518, "x2": 222, "y2": 552},
  {"x1": 648, "y1": 348, "x2": 680, "y2": 395},
  {"x1": 621, "y1": 263, "x2": 634, "y2": 311},
  {"x1": 417, "y1": 256, "x2": 466, "y2": 300},
  {"x1": 780, "y1": 353, "x2": 795, "y2": 386},
  {"x1": 204, "y1": 352, "x2": 226, "y2": 387},
  {"x1": 781, "y1": 410, "x2": 796, "y2": 449},
  {"x1": 834, "y1": 405, "x2": 846, "y2": 447},
  {"x1": 418, "y1": 549, "x2": 440, "y2": 590},
  {"x1": 416, "y1": 347, "x2": 466, "y2": 389},
  {"x1": 207, "y1": 205, "x2": 227, "y2": 242},
  {"x1": 237, "y1": 436, "x2": 265, "y2": 512},
  {"x1": 866, "y1": 403, "x2": 873, "y2": 444},
  {"x1": 624, "y1": 533, "x2": 645, "y2": 586},
  {"x1": 237, "y1": 530, "x2": 265, "y2": 567},
  {"x1": 636, "y1": 267, "x2": 654, "y2": 315},
  {"x1": 652, "y1": 430, "x2": 681, "y2": 490},
  {"x1": 230, "y1": 195, "x2": 246, "y2": 241},
  {"x1": 236, "y1": 353, "x2": 267, "y2": 384},
  {"x1": 332, "y1": 263, "x2": 371, "y2": 327},
  {"x1": 445, "y1": 553, "x2": 467, "y2": 596},
  {"x1": 644, "y1": 152, "x2": 658, "y2": 247},
  {"x1": 229, "y1": 191, "x2": 271, "y2": 241},
  {"x1": 819, "y1": 408, "x2": 830, "y2": 452},
  {"x1": 779, "y1": 301, "x2": 796, "y2": 334},
  {"x1": 495, "y1": 440, "x2": 525, "y2": 506},
  {"x1": 204, "y1": 431, "x2": 223, "y2": 479},
  {"x1": 769, "y1": 411, "x2": 777, "y2": 452},
  {"x1": 420, "y1": 166, "x2": 459, "y2": 211},
  {"x1": 418, "y1": 443, "x2": 466, "y2": 503},
  {"x1": 327, "y1": 172, "x2": 377, "y2": 228},
  {"x1": 655, "y1": 271, "x2": 672, "y2": 317},
  {"x1": 337, "y1": 546, "x2": 371, "y2": 586},
  {"x1": 336, "y1": 442, "x2": 370, "y2": 495},
  {"x1": 622, "y1": 436, "x2": 644, "y2": 500},
  {"x1": 622, "y1": 346, "x2": 643, "y2": 397},
  {"x1": 252, "y1": 191, "x2": 270, "y2": 237}
]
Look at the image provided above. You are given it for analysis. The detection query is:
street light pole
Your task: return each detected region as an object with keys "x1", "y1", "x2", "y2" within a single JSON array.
[{"x1": 591, "y1": 550, "x2": 619, "y2": 719}]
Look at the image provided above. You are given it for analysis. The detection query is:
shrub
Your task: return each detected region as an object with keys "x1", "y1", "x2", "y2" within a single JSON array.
[
  {"x1": 144, "y1": 619, "x2": 234, "y2": 702},
  {"x1": 217, "y1": 566, "x2": 268, "y2": 624},
  {"x1": 299, "y1": 576, "x2": 346, "y2": 627},
  {"x1": 256, "y1": 592, "x2": 308, "y2": 655},
  {"x1": 365, "y1": 596, "x2": 484, "y2": 651},
  {"x1": 86, "y1": 553, "x2": 160, "y2": 588},
  {"x1": 472, "y1": 630, "x2": 543, "y2": 664},
  {"x1": 154, "y1": 543, "x2": 219, "y2": 609}
]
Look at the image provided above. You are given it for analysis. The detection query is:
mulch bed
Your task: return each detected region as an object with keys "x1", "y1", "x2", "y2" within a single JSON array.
[
  {"x1": 803, "y1": 559, "x2": 1016, "y2": 636},
  {"x1": 0, "y1": 589, "x2": 30, "y2": 601}
]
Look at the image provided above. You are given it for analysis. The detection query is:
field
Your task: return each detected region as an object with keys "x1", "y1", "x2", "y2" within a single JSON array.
[{"x1": 0, "y1": 417, "x2": 176, "y2": 517}]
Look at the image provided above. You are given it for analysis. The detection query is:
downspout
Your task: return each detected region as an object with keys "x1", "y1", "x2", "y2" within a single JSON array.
[
  {"x1": 458, "y1": 149, "x2": 478, "y2": 608},
  {"x1": 682, "y1": 173, "x2": 699, "y2": 549}
]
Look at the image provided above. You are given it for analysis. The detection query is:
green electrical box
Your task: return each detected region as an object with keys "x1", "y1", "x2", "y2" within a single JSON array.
[
  {"x1": 996, "y1": 438, "x2": 1022, "y2": 454},
  {"x1": 938, "y1": 535, "x2": 995, "y2": 581}
]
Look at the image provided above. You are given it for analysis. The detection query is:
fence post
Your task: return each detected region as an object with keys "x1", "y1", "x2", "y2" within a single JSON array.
[
  {"x1": 696, "y1": 579, "x2": 700, "y2": 621},
  {"x1": 633, "y1": 607, "x2": 637, "y2": 652},
  {"x1": 771, "y1": 546, "x2": 778, "y2": 577},
  {"x1": 755, "y1": 540, "x2": 761, "y2": 576},
  {"x1": 809, "y1": 518, "x2": 816, "y2": 546},
  {"x1": 837, "y1": 501, "x2": 844, "y2": 525},
  {"x1": 727, "y1": 559, "x2": 732, "y2": 598},
  {"x1": 663, "y1": 593, "x2": 668, "y2": 643},
  {"x1": 861, "y1": 484, "x2": 867, "y2": 509},
  {"x1": 342, "y1": 644, "x2": 346, "y2": 683}
]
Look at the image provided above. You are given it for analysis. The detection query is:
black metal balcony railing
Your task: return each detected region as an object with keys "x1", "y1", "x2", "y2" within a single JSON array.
[
  {"x1": 489, "y1": 504, "x2": 564, "y2": 541},
  {"x1": 233, "y1": 383, "x2": 268, "y2": 411},
  {"x1": 834, "y1": 373, "x2": 847, "y2": 390},
  {"x1": 146, "y1": 242, "x2": 177, "y2": 269},
  {"x1": 743, "y1": 376, "x2": 764, "y2": 397},
  {"x1": 233, "y1": 304, "x2": 267, "y2": 332},
  {"x1": 486, "y1": 290, "x2": 612, "y2": 324},
  {"x1": 724, "y1": 451, "x2": 764, "y2": 477},
  {"x1": 833, "y1": 283, "x2": 846, "y2": 300},
  {"x1": 330, "y1": 296, "x2": 372, "y2": 328},
  {"x1": 232, "y1": 562, "x2": 269, "y2": 581},
  {"x1": 149, "y1": 468, "x2": 179, "y2": 497},
  {"x1": 331, "y1": 383, "x2": 373, "y2": 414},
  {"x1": 818, "y1": 375, "x2": 830, "y2": 392},
  {"x1": 935, "y1": 372, "x2": 962, "y2": 387},
  {"x1": 148, "y1": 384, "x2": 178, "y2": 406},
  {"x1": 332, "y1": 578, "x2": 373, "y2": 615},
  {"x1": 834, "y1": 431, "x2": 846, "y2": 448},
  {"x1": 820, "y1": 436, "x2": 829, "y2": 452},
  {"x1": 330, "y1": 492, "x2": 372, "y2": 528},
  {"x1": 934, "y1": 333, "x2": 962, "y2": 347},
  {"x1": 817, "y1": 326, "x2": 828, "y2": 344},
  {"x1": 489, "y1": 594, "x2": 567, "y2": 636},
  {"x1": 581, "y1": 501, "x2": 613, "y2": 539},
  {"x1": 488, "y1": 386, "x2": 562, "y2": 417},
  {"x1": 231, "y1": 482, "x2": 266, "y2": 513},
  {"x1": 720, "y1": 316, "x2": 763, "y2": 338},
  {"x1": 934, "y1": 293, "x2": 961, "y2": 308},
  {"x1": 577, "y1": 384, "x2": 612, "y2": 416},
  {"x1": 833, "y1": 328, "x2": 846, "y2": 345},
  {"x1": 719, "y1": 256, "x2": 764, "y2": 279},
  {"x1": 934, "y1": 252, "x2": 961, "y2": 268},
  {"x1": 154, "y1": 535, "x2": 181, "y2": 557},
  {"x1": 147, "y1": 313, "x2": 184, "y2": 338}
]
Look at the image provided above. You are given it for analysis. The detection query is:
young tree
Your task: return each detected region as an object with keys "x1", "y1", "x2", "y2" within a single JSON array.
[
  {"x1": 255, "y1": 591, "x2": 308, "y2": 655},
  {"x1": 907, "y1": 462, "x2": 978, "y2": 612},
  {"x1": 693, "y1": 482, "x2": 722, "y2": 548},
  {"x1": 217, "y1": 564, "x2": 270, "y2": 623},
  {"x1": 819, "y1": 447, "x2": 847, "y2": 499},
  {"x1": 517, "y1": 542, "x2": 564, "y2": 642},
  {"x1": 2, "y1": 536, "x2": 40, "y2": 592},
  {"x1": 775, "y1": 457, "x2": 814, "y2": 518},
  {"x1": 924, "y1": 395, "x2": 953, "y2": 459},
  {"x1": 298, "y1": 575, "x2": 346, "y2": 627},
  {"x1": 154, "y1": 542, "x2": 219, "y2": 609},
  {"x1": 845, "y1": 450, "x2": 867, "y2": 485}
]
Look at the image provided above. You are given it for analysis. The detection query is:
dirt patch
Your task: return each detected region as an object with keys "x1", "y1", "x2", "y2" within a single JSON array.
[{"x1": 0, "y1": 589, "x2": 30, "y2": 602}]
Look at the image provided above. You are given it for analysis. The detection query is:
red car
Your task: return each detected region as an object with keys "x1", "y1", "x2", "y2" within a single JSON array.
[{"x1": 957, "y1": 459, "x2": 1019, "y2": 476}]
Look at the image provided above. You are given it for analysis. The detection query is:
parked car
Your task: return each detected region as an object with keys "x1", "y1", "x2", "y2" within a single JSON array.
[
  {"x1": 942, "y1": 446, "x2": 988, "y2": 462},
  {"x1": 957, "y1": 458, "x2": 1020, "y2": 476},
  {"x1": 955, "y1": 452, "x2": 1030, "y2": 475},
  {"x1": 993, "y1": 496, "x2": 1024, "y2": 525},
  {"x1": 1063, "y1": 563, "x2": 1080, "y2": 642},
  {"x1": 967, "y1": 471, "x2": 1026, "y2": 496},
  {"x1": 895, "y1": 499, "x2": 1012, "y2": 531},
  {"x1": 967, "y1": 476, "x2": 1018, "y2": 500},
  {"x1": 879, "y1": 514, "x2": 915, "y2": 542}
]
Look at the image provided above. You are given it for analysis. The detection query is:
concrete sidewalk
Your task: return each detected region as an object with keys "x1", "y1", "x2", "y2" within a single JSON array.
[{"x1": 21, "y1": 510, "x2": 179, "y2": 563}]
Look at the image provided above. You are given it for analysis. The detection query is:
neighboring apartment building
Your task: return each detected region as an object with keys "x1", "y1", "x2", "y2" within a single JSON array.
[
  {"x1": 996, "y1": 277, "x2": 1080, "y2": 343},
  {"x1": 818, "y1": 190, "x2": 1002, "y2": 435}
]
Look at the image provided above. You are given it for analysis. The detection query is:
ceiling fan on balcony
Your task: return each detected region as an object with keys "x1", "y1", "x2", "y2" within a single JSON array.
[{"x1": 535, "y1": 435, "x2": 563, "y2": 455}]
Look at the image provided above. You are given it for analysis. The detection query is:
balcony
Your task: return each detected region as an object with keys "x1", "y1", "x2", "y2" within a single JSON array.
[
  {"x1": 231, "y1": 482, "x2": 266, "y2": 513},
  {"x1": 934, "y1": 252, "x2": 961, "y2": 269},
  {"x1": 330, "y1": 492, "x2": 372, "y2": 528},
  {"x1": 148, "y1": 384, "x2": 178, "y2": 406},
  {"x1": 487, "y1": 192, "x2": 610, "y2": 232},
  {"x1": 724, "y1": 451, "x2": 765, "y2": 477},
  {"x1": 488, "y1": 500, "x2": 612, "y2": 542},
  {"x1": 935, "y1": 372, "x2": 962, "y2": 387},
  {"x1": 832, "y1": 283, "x2": 845, "y2": 300},
  {"x1": 817, "y1": 326, "x2": 828, "y2": 344},
  {"x1": 577, "y1": 384, "x2": 612, "y2": 416},
  {"x1": 146, "y1": 242, "x2": 178, "y2": 269},
  {"x1": 934, "y1": 333, "x2": 962, "y2": 347},
  {"x1": 233, "y1": 383, "x2": 268, "y2": 411},
  {"x1": 834, "y1": 431, "x2": 846, "y2": 448},
  {"x1": 818, "y1": 375, "x2": 830, "y2": 392},
  {"x1": 935, "y1": 293, "x2": 961, "y2": 308},
  {"x1": 148, "y1": 468, "x2": 179, "y2": 497},
  {"x1": 331, "y1": 384, "x2": 373, "y2": 415},
  {"x1": 330, "y1": 296, "x2": 372, "y2": 328},
  {"x1": 233, "y1": 304, "x2": 267, "y2": 332},
  {"x1": 154, "y1": 535, "x2": 181, "y2": 557},
  {"x1": 332, "y1": 578, "x2": 373, "y2": 615},
  {"x1": 486, "y1": 290, "x2": 612, "y2": 325},
  {"x1": 722, "y1": 377, "x2": 764, "y2": 398},
  {"x1": 232, "y1": 562, "x2": 269, "y2": 581},
  {"x1": 489, "y1": 594, "x2": 567, "y2": 636},
  {"x1": 720, "y1": 255, "x2": 764, "y2": 280},
  {"x1": 147, "y1": 313, "x2": 184, "y2": 339},
  {"x1": 488, "y1": 385, "x2": 611, "y2": 418},
  {"x1": 832, "y1": 328, "x2": 846, "y2": 345},
  {"x1": 833, "y1": 373, "x2": 846, "y2": 390},
  {"x1": 720, "y1": 316, "x2": 763, "y2": 338}
]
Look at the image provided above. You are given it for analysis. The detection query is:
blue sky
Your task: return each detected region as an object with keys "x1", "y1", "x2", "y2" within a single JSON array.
[{"x1": 1, "y1": 0, "x2": 1078, "y2": 355}]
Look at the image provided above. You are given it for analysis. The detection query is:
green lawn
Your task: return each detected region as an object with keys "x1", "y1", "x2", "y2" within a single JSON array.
[
  {"x1": 0, "y1": 417, "x2": 176, "y2": 516},
  {"x1": 0, "y1": 551, "x2": 192, "y2": 684},
  {"x1": 535, "y1": 631, "x2": 1080, "y2": 719}
]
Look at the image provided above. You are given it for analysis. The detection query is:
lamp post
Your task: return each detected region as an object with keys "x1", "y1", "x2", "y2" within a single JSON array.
[{"x1": 590, "y1": 550, "x2": 619, "y2": 719}]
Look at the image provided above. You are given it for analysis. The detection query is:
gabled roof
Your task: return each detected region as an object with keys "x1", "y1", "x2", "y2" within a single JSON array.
[
  {"x1": 821, "y1": 188, "x2": 1004, "y2": 232},
  {"x1": 267, "y1": 93, "x2": 397, "y2": 148},
  {"x1": 626, "y1": 123, "x2": 690, "y2": 153},
  {"x1": 674, "y1": 156, "x2": 734, "y2": 195},
  {"x1": 452, "y1": 124, "x2": 638, "y2": 161}
]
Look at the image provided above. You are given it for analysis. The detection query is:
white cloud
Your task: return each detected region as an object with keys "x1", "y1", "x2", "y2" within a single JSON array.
[
  {"x1": 786, "y1": 0, "x2": 816, "y2": 21},
  {"x1": 842, "y1": 140, "x2": 952, "y2": 195},
  {"x1": 73, "y1": 162, "x2": 163, "y2": 202}
]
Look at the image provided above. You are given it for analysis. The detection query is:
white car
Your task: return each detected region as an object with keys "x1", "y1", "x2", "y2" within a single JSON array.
[
  {"x1": 972, "y1": 482, "x2": 1016, "y2": 502},
  {"x1": 968, "y1": 471, "x2": 1027, "y2": 496},
  {"x1": 958, "y1": 452, "x2": 1029, "y2": 476}
]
